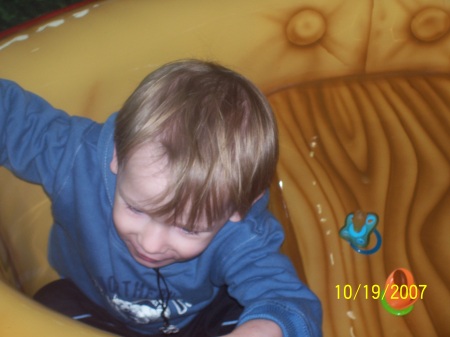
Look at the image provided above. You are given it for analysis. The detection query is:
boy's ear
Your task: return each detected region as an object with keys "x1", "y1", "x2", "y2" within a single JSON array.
[
  {"x1": 228, "y1": 192, "x2": 265, "y2": 222},
  {"x1": 110, "y1": 146, "x2": 119, "y2": 175},
  {"x1": 229, "y1": 212, "x2": 242, "y2": 222}
]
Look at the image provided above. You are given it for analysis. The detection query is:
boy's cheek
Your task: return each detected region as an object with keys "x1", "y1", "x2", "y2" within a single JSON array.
[{"x1": 111, "y1": 207, "x2": 129, "y2": 235}]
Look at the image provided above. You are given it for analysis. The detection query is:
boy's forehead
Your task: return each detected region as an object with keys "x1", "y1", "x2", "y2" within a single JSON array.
[
  {"x1": 123, "y1": 143, "x2": 168, "y2": 177},
  {"x1": 117, "y1": 144, "x2": 170, "y2": 201}
]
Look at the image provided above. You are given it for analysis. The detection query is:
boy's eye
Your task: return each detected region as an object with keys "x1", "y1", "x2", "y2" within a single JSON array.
[
  {"x1": 178, "y1": 226, "x2": 199, "y2": 236},
  {"x1": 127, "y1": 204, "x2": 143, "y2": 214}
]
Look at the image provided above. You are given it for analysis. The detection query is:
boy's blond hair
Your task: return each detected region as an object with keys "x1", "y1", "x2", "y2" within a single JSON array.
[{"x1": 114, "y1": 59, "x2": 278, "y2": 230}]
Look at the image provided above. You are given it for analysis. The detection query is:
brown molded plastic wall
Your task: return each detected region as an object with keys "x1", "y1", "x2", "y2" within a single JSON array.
[{"x1": 0, "y1": 0, "x2": 448, "y2": 336}]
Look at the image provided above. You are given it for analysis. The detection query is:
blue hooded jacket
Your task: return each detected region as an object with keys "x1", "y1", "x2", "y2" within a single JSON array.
[{"x1": 0, "y1": 79, "x2": 322, "y2": 336}]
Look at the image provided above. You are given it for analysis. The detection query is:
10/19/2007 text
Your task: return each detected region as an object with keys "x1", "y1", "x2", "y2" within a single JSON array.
[{"x1": 335, "y1": 284, "x2": 427, "y2": 300}]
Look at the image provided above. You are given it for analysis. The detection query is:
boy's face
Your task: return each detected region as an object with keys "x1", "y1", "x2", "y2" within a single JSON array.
[{"x1": 110, "y1": 144, "x2": 240, "y2": 269}]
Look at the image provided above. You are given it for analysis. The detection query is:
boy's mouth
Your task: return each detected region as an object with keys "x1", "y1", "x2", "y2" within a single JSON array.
[
  {"x1": 137, "y1": 253, "x2": 161, "y2": 263},
  {"x1": 133, "y1": 248, "x2": 173, "y2": 267}
]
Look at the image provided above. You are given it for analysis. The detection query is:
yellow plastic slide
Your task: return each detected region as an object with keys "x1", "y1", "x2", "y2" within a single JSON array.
[{"x1": 0, "y1": 0, "x2": 449, "y2": 336}]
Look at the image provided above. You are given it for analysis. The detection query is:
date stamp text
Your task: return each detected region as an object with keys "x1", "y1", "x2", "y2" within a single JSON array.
[{"x1": 335, "y1": 284, "x2": 427, "y2": 301}]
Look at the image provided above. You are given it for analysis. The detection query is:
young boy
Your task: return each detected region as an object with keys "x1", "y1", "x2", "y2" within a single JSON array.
[{"x1": 0, "y1": 60, "x2": 322, "y2": 336}]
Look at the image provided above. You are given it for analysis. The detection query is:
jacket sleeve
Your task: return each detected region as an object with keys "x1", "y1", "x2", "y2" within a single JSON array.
[
  {"x1": 0, "y1": 79, "x2": 90, "y2": 196},
  {"x1": 212, "y1": 213, "x2": 323, "y2": 337}
]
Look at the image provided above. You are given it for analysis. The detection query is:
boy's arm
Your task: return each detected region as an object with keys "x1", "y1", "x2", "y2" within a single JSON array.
[
  {"x1": 212, "y1": 209, "x2": 322, "y2": 337},
  {"x1": 0, "y1": 79, "x2": 63, "y2": 189},
  {"x1": 0, "y1": 79, "x2": 92, "y2": 194},
  {"x1": 224, "y1": 319, "x2": 282, "y2": 337}
]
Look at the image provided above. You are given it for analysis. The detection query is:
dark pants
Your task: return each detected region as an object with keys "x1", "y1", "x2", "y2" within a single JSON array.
[{"x1": 34, "y1": 279, "x2": 243, "y2": 337}]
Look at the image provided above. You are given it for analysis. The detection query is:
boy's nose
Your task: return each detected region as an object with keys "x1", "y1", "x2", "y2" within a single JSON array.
[{"x1": 138, "y1": 222, "x2": 169, "y2": 255}]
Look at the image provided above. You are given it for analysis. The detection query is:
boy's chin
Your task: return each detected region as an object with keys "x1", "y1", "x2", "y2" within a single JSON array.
[
  {"x1": 130, "y1": 250, "x2": 176, "y2": 268},
  {"x1": 134, "y1": 255, "x2": 175, "y2": 268}
]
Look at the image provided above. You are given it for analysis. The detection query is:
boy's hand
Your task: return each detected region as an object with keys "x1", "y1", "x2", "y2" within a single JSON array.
[{"x1": 222, "y1": 319, "x2": 282, "y2": 337}]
